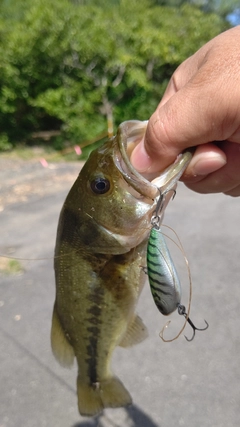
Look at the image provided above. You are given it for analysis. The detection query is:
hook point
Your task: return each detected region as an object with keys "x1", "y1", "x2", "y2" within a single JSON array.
[{"x1": 178, "y1": 304, "x2": 209, "y2": 342}]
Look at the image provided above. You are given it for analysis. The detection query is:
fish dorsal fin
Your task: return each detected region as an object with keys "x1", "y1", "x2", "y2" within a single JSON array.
[
  {"x1": 51, "y1": 304, "x2": 75, "y2": 367},
  {"x1": 119, "y1": 314, "x2": 148, "y2": 348}
]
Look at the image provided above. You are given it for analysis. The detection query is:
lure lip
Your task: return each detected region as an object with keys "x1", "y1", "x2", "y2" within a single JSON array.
[{"x1": 113, "y1": 120, "x2": 192, "y2": 201}]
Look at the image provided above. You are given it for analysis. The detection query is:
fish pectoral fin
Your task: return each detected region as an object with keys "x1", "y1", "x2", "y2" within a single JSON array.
[
  {"x1": 50, "y1": 304, "x2": 75, "y2": 368},
  {"x1": 77, "y1": 375, "x2": 132, "y2": 417},
  {"x1": 119, "y1": 314, "x2": 148, "y2": 348}
]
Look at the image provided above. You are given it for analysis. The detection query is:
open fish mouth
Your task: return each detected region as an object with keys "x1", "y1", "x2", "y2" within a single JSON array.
[
  {"x1": 113, "y1": 120, "x2": 157, "y2": 200},
  {"x1": 113, "y1": 120, "x2": 192, "y2": 201}
]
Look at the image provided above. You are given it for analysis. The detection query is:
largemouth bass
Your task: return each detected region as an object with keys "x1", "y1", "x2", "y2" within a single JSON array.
[{"x1": 51, "y1": 120, "x2": 192, "y2": 417}]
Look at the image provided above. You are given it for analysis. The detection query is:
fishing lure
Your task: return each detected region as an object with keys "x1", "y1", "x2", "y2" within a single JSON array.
[{"x1": 147, "y1": 190, "x2": 208, "y2": 342}]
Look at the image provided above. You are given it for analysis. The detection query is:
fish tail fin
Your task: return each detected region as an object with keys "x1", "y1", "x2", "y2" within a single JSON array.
[
  {"x1": 77, "y1": 375, "x2": 132, "y2": 417},
  {"x1": 77, "y1": 380, "x2": 103, "y2": 417},
  {"x1": 101, "y1": 376, "x2": 132, "y2": 409}
]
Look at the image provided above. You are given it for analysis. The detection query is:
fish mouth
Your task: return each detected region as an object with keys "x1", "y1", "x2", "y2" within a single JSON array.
[
  {"x1": 113, "y1": 120, "x2": 192, "y2": 200},
  {"x1": 113, "y1": 120, "x2": 158, "y2": 200}
]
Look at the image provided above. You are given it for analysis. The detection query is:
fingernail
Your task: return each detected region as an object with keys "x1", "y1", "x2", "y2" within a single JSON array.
[
  {"x1": 191, "y1": 154, "x2": 227, "y2": 176},
  {"x1": 130, "y1": 141, "x2": 153, "y2": 172}
]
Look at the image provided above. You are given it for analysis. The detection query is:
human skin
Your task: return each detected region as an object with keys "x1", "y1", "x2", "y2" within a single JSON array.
[{"x1": 131, "y1": 26, "x2": 240, "y2": 196}]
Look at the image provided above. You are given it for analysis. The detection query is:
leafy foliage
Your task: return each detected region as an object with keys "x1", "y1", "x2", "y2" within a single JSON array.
[{"x1": 0, "y1": 0, "x2": 230, "y2": 149}]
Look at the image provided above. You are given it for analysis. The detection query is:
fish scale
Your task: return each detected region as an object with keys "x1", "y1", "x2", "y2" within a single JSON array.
[{"x1": 51, "y1": 120, "x2": 192, "y2": 417}]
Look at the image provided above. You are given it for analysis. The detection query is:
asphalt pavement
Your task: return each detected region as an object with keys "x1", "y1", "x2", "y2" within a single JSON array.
[{"x1": 0, "y1": 158, "x2": 240, "y2": 427}]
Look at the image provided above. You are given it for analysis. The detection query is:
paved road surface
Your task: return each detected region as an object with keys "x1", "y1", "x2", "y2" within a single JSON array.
[{"x1": 0, "y1": 159, "x2": 239, "y2": 427}]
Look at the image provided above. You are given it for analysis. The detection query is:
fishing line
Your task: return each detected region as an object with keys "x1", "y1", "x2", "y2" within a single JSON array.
[
  {"x1": 157, "y1": 224, "x2": 193, "y2": 343},
  {"x1": 0, "y1": 224, "x2": 185, "y2": 267},
  {"x1": 0, "y1": 252, "x2": 74, "y2": 262},
  {"x1": 0, "y1": 214, "x2": 153, "y2": 263},
  {"x1": 0, "y1": 214, "x2": 96, "y2": 262}
]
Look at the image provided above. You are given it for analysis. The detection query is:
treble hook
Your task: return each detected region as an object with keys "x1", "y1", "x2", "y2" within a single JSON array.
[{"x1": 177, "y1": 304, "x2": 209, "y2": 342}]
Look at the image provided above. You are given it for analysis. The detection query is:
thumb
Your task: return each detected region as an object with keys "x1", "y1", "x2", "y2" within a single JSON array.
[{"x1": 131, "y1": 80, "x2": 227, "y2": 174}]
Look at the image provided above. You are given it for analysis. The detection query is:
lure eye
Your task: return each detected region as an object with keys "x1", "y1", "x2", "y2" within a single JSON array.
[{"x1": 90, "y1": 177, "x2": 111, "y2": 194}]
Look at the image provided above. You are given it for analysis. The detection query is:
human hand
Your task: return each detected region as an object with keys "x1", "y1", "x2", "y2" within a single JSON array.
[{"x1": 131, "y1": 26, "x2": 240, "y2": 196}]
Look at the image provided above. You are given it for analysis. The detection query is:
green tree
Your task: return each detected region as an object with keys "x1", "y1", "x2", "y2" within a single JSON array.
[{"x1": 0, "y1": 0, "x2": 229, "y2": 148}]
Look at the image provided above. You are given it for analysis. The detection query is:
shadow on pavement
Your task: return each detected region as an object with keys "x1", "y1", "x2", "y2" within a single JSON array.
[{"x1": 73, "y1": 404, "x2": 160, "y2": 427}]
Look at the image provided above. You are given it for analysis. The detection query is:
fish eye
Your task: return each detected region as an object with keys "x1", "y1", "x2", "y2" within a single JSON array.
[{"x1": 90, "y1": 177, "x2": 111, "y2": 194}]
